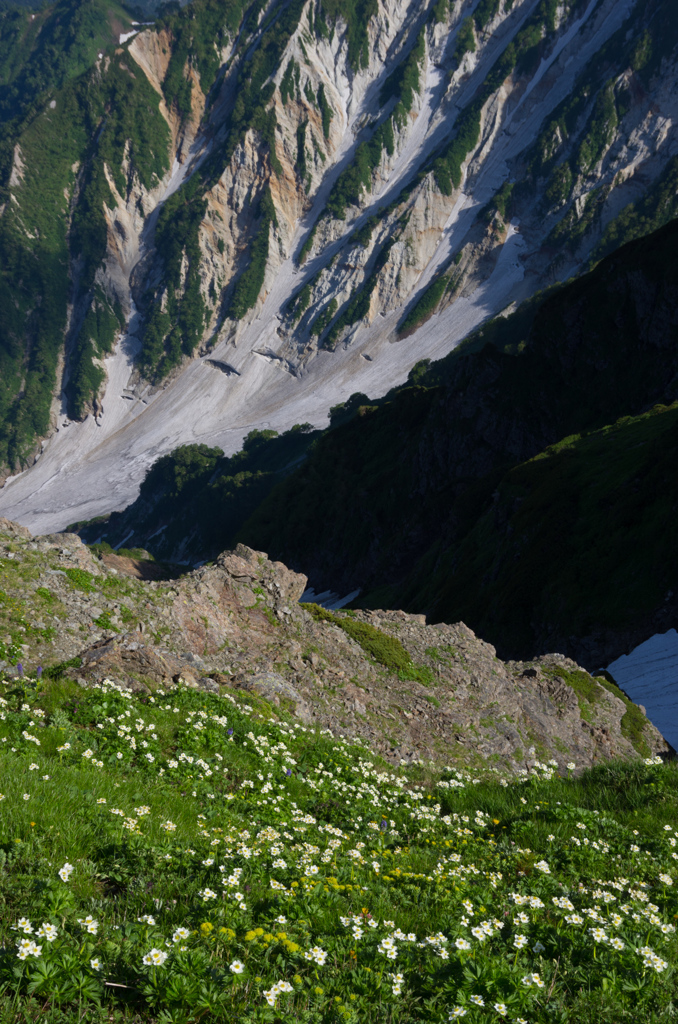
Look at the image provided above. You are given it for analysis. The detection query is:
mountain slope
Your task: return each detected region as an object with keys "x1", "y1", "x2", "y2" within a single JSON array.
[
  {"x1": 234, "y1": 217, "x2": 678, "y2": 665},
  {"x1": 1, "y1": 0, "x2": 678, "y2": 530},
  {"x1": 72, "y1": 217, "x2": 678, "y2": 672}
]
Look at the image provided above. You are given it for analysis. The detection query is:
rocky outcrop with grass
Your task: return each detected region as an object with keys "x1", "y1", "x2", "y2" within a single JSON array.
[{"x1": 0, "y1": 518, "x2": 668, "y2": 775}]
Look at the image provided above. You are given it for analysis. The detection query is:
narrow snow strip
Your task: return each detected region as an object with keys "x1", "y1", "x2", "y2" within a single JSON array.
[
  {"x1": 300, "y1": 587, "x2": 362, "y2": 610},
  {"x1": 607, "y1": 630, "x2": 678, "y2": 752}
]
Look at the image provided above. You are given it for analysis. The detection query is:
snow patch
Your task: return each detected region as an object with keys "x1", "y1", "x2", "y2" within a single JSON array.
[{"x1": 607, "y1": 630, "x2": 678, "y2": 751}]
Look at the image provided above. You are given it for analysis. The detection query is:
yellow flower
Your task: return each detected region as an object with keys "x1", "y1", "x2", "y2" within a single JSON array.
[
  {"x1": 244, "y1": 930, "x2": 257, "y2": 941},
  {"x1": 200, "y1": 922, "x2": 214, "y2": 935}
]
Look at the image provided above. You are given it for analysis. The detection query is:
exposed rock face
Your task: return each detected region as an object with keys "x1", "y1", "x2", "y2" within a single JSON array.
[
  {"x1": 3, "y1": 0, "x2": 678, "y2": 534},
  {"x1": 0, "y1": 518, "x2": 668, "y2": 773}
]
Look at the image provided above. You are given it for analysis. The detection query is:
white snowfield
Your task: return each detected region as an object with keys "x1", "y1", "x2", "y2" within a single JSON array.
[
  {"x1": 608, "y1": 631, "x2": 678, "y2": 753},
  {"x1": 0, "y1": 0, "x2": 638, "y2": 534}
]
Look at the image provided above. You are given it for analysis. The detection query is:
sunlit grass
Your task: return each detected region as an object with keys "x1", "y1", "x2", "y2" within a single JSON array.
[{"x1": 0, "y1": 675, "x2": 677, "y2": 1023}]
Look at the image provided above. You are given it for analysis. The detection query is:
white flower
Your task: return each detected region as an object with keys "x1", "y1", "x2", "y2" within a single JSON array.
[
  {"x1": 521, "y1": 973, "x2": 545, "y2": 988},
  {"x1": 17, "y1": 918, "x2": 32, "y2": 934},
  {"x1": 454, "y1": 937, "x2": 471, "y2": 950},
  {"x1": 58, "y1": 863, "x2": 73, "y2": 882},
  {"x1": 513, "y1": 934, "x2": 528, "y2": 949},
  {"x1": 36, "y1": 923, "x2": 57, "y2": 942},
  {"x1": 23, "y1": 793, "x2": 29, "y2": 801},
  {"x1": 534, "y1": 860, "x2": 550, "y2": 874},
  {"x1": 532, "y1": 940, "x2": 545, "y2": 953},
  {"x1": 16, "y1": 939, "x2": 42, "y2": 960},
  {"x1": 90, "y1": 958, "x2": 101, "y2": 970},
  {"x1": 230, "y1": 960, "x2": 244, "y2": 974},
  {"x1": 469, "y1": 995, "x2": 485, "y2": 1006},
  {"x1": 659, "y1": 873, "x2": 673, "y2": 886},
  {"x1": 142, "y1": 948, "x2": 168, "y2": 967},
  {"x1": 449, "y1": 1009, "x2": 467, "y2": 1020},
  {"x1": 172, "y1": 928, "x2": 190, "y2": 942},
  {"x1": 493, "y1": 1004, "x2": 508, "y2": 1015},
  {"x1": 198, "y1": 888, "x2": 217, "y2": 901},
  {"x1": 77, "y1": 916, "x2": 98, "y2": 935}
]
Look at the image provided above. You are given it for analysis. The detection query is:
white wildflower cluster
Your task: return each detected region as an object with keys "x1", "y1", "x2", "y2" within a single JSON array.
[
  {"x1": 263, "y1": 979, "x2": 294, "y2": 1005},
  {"x1": 142, "y1": 948, "x2": 168, "y2": 967}
]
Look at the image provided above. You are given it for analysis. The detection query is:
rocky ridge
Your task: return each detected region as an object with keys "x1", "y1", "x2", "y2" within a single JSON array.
[{"x1": 0, "y1": 517, "x2": 668, "y2": 774}]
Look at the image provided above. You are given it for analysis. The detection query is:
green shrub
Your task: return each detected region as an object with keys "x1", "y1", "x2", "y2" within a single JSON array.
[
  {"x1": 224, "y1": 187, "x2": 278, "y2": 320},
  {"x1": 296, "y1": 120, "x2": 308, "y2": 181},
  {"x1": 452, "y1": 16, "x2": 476, "y2": 66},
  {"x1": 318, "y1": 0, "x2": 378, "y2": 70},
  {"x1": 398, "y1": 276, "x2": 448, "y2": 335},
  {"x1": 317, "y1": 83, "x2": 333, "y2": 139}
]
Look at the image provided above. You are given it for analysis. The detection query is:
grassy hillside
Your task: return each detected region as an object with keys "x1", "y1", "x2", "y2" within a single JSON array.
[
  {"x1": 1, "y1": 670, "x2": 678, "y2": 1023},
  {"x1": 406, "y1": 402, "x2": 678, "y2": 658}
]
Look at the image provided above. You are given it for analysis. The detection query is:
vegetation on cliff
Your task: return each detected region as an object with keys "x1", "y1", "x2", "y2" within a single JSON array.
[
  {"x1": 74, "y1": 424, "x2": 321, "y2": 563},
  {"x1": 238, "y1": 218, "x2": 678, "y2": 660}
]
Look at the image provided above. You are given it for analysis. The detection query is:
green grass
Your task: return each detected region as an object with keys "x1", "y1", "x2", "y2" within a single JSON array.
[
  {"x1": 0, "y1": 673, "x2": 677, "y2": 1023},
  {"x1": 420, "y1": 402, "x2": 678, "y2": 658},
  {"x1": 301, "y1": 603, "x2": 412, "y2": 671}
]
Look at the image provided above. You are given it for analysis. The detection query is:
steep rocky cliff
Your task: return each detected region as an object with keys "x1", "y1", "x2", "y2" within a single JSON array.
[
  {"x1": 0, "y1": 517, "x2": 668, "y2": 774},
  {"x1": 2, "y1": 0, "x2": 678, "y2": 531}
]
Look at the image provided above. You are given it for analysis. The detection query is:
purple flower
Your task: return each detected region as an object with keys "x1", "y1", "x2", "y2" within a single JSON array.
[
  {"x1": 16, "y1": 662, "x2": 23, "y2": 678},
  {"x1": 227, "y1": 728, "x2": 233, "y2": 736},
  {"x1": 286, "y1": 769, "x2": 292, "y2": 777},
  {"x1": 36, "y1": 666, "x2": 43, "y2": 678}
]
